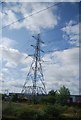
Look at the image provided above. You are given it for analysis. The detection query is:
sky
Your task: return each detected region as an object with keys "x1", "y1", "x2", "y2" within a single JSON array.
[{"x1": 0, "y1": 1, "x2": 80, "y2": 95}]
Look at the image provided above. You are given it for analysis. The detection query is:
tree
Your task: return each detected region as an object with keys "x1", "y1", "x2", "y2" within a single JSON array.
[
  {"x1": 48, "y1": 90, "x2": 57, "y2": 96},
  {"x1": 58, "y1": 85, "x2": 70, "y2": 105},
  {"x1": 40, "y1": 90, "x2": 57, "y2": 104},
  {"x1": 47, "y1": 90, "x2": 57, "y2": 104}
]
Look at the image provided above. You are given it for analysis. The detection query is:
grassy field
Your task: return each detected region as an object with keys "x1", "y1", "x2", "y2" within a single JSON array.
[
  {"x1": 0, "y1": 100, "x2": 2, "y2": 120},
  {"x1": 2, "y1": 101, "x2": 81, "y2": 120}
]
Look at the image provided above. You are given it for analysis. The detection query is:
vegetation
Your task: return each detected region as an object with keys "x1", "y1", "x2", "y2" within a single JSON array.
[
  {"x1": 2, "y1": 102, "x2": 81, "y2": 120},
  {"x1": 56, "y1": 85, "x2": 70, "y2": 105},
  {"x1": 2, "y1": 86, "x2": 81, "y2": 120},
  {"x1": 40, "y1": 86, "x2": 70, "y2": 105}
]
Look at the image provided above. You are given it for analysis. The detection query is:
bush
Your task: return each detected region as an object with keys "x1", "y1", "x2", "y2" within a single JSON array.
[
  {"x1": 18, "y1": 108, "x2": 39, "y2": 120},
  {"x1": 12, "y1": 94, "x2": 18, "y2": 102},
  {"x1": 18, "y1": 106, "x2": 61, "y2": 120},
  {"x1": 2, "y1": 104, "x2": 14, "y2": 116},
  {"x1": 40, "y1": 95, "x2": 56, "y2": 104},
  {"x1": 54, "y1": 104, "x2": 68, "y2": 114},
  {"x1": 44, "y1": 105, "x2": 60, "y2": 120}
]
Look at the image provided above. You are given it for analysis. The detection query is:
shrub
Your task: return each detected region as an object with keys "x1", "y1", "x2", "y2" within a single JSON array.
[
  {"x1": 18, "y1": 108, "x2": 39, "y2": 120},
  {"x1": 44, "y1": 105, "x2": 60, "y2": 120},
  {"x1": 2, "y1": 104, "x2": 14, "y2": 116},
  {"x1": 40, "y1": 95, "x2": 56, "y2": 104},
  {"x1": 54, "y1": 104, "x2": 68, "y2": 114}
]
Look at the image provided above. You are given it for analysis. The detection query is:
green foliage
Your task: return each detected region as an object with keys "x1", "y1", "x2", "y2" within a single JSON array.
[
  {"x1": 44, "y1": 105, "x2": 60, "y2": 120},
  {"x1": 54, "y1": 103, "x2": 67, "y2": 111},
  {"x1": 48, "y1": 90, "x2": 57, "y2": 96},
  {"x1": 47, "y1": 95, "x2": 56, "y2": 104},
  {"x1": 12, "y1": 94, "x2": 18, "y2": 102},
  {"x1": 18, "y1": 109, "x2": 38, "y2": 120},
  {"x1": 40, "y1": 95, "x2": 56, "y2": 104},
  {"x1": 59, "y1": 86, "x2": 70, "y2": 96},
  {"x1": 0, "y1": 94, "x2": 2, "y2": 100},
  {"x1": 18, "y1": 105, "x2": 61, "y2": 120},
  {"x1": 2, "y1": 103, "x2": 15, "y2": 116},
  {"x1": 2, "y1": 86, "x2": 81, "y2": 120},
  {"x1": 2, "y1": 102, "x2": 81, "y2": 120},
  {"x1": 40, "y1": 90, "x2": 57, "y2": 104},
  {"x1": 2, "y1": 94, "x2": 7, "y2": 100},
  {"x1": 57, "y1": 85, "x2": 70, "y2": 105}
]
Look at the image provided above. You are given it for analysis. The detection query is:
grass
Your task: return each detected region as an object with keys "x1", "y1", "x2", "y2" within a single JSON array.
[
  {"x1": 2, "y1": 101, "x2": 81, "y2": 120},
  {"x1": 0, "y1": 99, "x2": 2, "y2": 120}
]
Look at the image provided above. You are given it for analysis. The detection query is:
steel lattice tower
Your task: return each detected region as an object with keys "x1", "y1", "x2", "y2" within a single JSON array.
[{"x1": 21, "y1": 34, "x2": 46, "y2": 96}]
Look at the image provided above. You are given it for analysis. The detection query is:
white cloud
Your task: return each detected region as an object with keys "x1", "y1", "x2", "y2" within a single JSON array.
[
  {"x1": 43, "y1": 47, "x2": 79, "y2": 95},
  {"x1": 0, "y1": 43, "x2": 79, "y2": 94},
  {"x1": 61, "y1": 20, "x2": 79, "y2": 46},
  {"x1": 2, "y1": 2, "x2": 59, "y2": 32},
  {"x1": 0, "y1": 36, "x2": 33, "y2": 93},
  {"x1": 1, "y1": 46, "x2": 31, "y2": 68},
  {"x1": 0, "y1": 37, "x2": 32, "y2": 68},
  {"x1": 0, "y1": 37, "x2": 17, "y2": 48},
  {"x1": 22, "y1": 9, "x2": 58, "y2": 32},
  {"x1": 2, "y1": 10, "x2": 17, "y2": 28},
  {"x1": 0, "y1": 36, "x2": 79, "y2": 94}
]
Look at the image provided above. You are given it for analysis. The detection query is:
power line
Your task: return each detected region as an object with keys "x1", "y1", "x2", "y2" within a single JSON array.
[
  {"x1": 0, "y1": 1, "x2": 5, "y2": 5},
  {"x1": 2, "y1": 3, "x2": 55, "y2": 29},
  {"x1": 2, "y1": 2, "x2": 62, "y2": 29},
  {"x1": 1, "y1": 2, "x2": 20, "y2": 14},
  {"x1": 0, "y1": 2, "x2": 19, "y2": 15},
  {"x1": 0, "y1": 2, "x2": 9, "y2": 15}
]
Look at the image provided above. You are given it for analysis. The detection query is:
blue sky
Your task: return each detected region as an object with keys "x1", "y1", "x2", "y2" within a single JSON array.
[
  {"x1": 0, "y1": 2, "x2": 80, "y2": 94},
  {"x1": 2, "y1": 2, "x2": 79, "y2": 52}
]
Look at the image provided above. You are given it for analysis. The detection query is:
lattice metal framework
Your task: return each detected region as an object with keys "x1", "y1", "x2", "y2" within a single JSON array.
[{"x1": 21, "y1": 34, "x2": 46, "y2": 95}]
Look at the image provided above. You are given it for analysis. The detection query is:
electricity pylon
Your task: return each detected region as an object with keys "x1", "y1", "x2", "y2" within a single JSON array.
[{"x1": 21, "y1": 34, "x2": 46, "y2": 96}]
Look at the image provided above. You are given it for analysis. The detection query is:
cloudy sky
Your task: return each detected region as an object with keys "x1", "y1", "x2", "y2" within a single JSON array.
[{"x1": 0, "y1": 1, "x2": 80, "y2": 95}]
